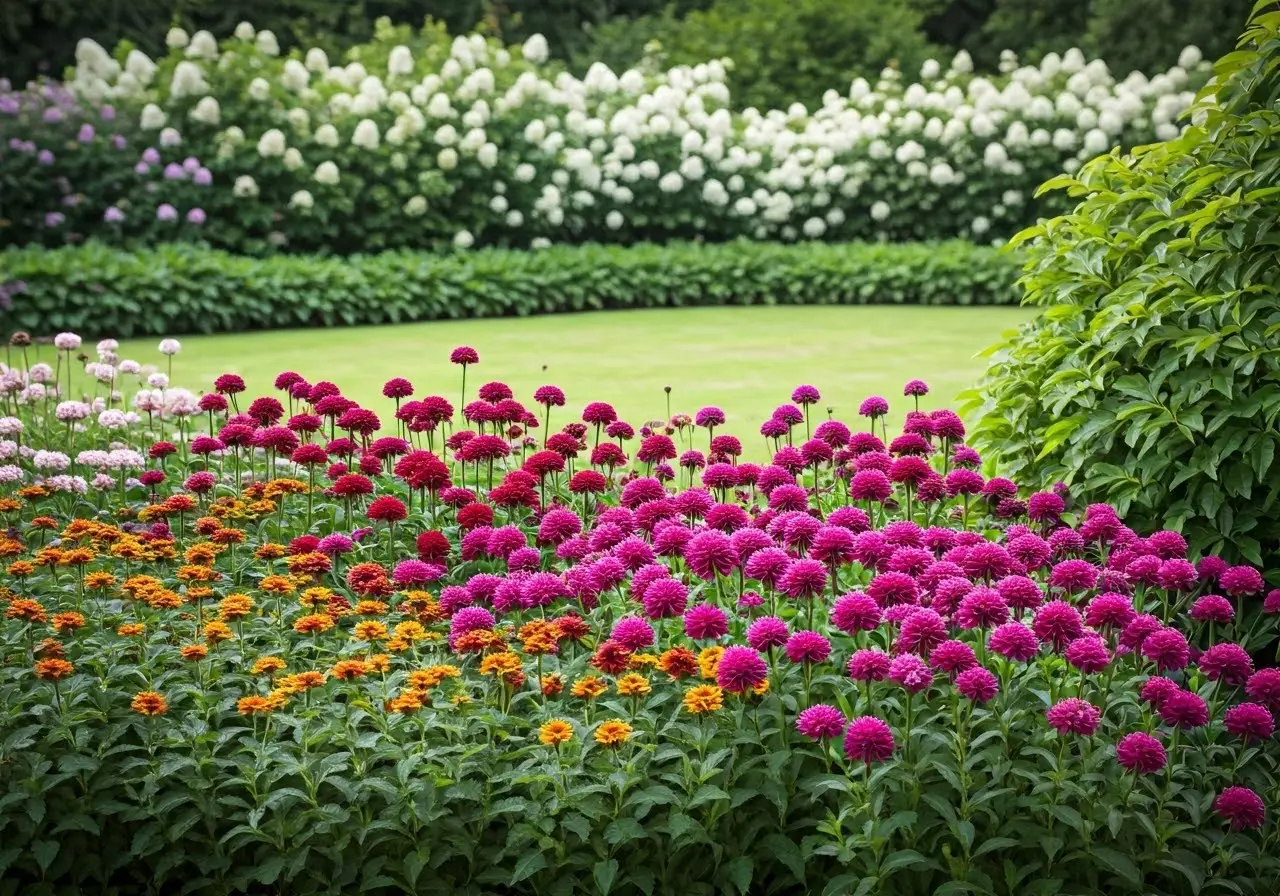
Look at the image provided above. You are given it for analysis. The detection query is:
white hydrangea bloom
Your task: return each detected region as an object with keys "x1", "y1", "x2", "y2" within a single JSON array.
[
  {"x1": 290, "y1": 190, "x2": 314, "y2": 210},
  {"x1": 189, "y1": 96, "x2": 221, "y2": 125},
  {"x1": 404, "y1": 195, "x2": 428, "y2": 216},
  {"x1": 170, "y1": 62, "x2": 208, "y2": 99},
  {"x1": 140, "y1": 104, "x2": 166, "y2": 129},
  {"x1": 305, "y1": 48, "x2": 329, "y2": 73},
  {"x1": 233, "y1": 175, "x2": 259, "y2": 198},
  {"x1": 257, "y1": 128, "x2": 286, "y2": 157},
  {"x1": 453, "y1": 230, "x2": 475, "y2": 248},
  {"x1": 870, "y1": 201, "x2": 891, "y2": 221},
  {"x1": 125, "y1": 50, "x2": 157, "y2": 85},
  {"x1": 437, "y1": 148, "x2": 458, "y2": 170},
  {"x1": 256, "y1": 30, "x2": 280, "y2": 56},
  {"x1": 477, "y1": 142, "x2": 498, "y2": 168},
  {"x1": 1178, "y1": 46, "x2": 1203, "y2": 68},
  {"x1": 314, "y1": 123, "x2": 339, "y2": 147},
  {"x1": 522, "y1": 34, "x2": 549, "y2": 65},
  {"x1": 186, "y1": 31, "x2": 218, "y2": 60},
  {"x1": 313, "y1": 161, "x2": 340, "y2": 184},
  {"x1": 234, "y1": 22, "x2": 255, "y2": 41},
  {"x1": 351, "y1": 119, "x2": 380, "y2": 150},
  {"x1": 166, "y1": 28, "x2": 190, "y2": 49},
  {"x1": 282, "y1": 60, "x2": 309, "y2": 93},
  {"x1": 388, "y1": 45, "x2": 414, "y2": 77},
  {"x1": 248, "y1": 78, "x2": 271, "y2": 101},
  {"x1": 283, "y1": 147, "x2": 304, "y2": 170}
]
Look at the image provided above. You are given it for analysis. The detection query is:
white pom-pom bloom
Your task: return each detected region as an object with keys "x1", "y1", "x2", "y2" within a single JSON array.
[
  {"x1": 352, "y1": 119, "x2": 380, "y2": 150},
  {"x1": 257, "y1": 129, "x2": 286, "y2": 158},
  {"x1": 159, "y1": 127, "x2": 182, "y2": 147},
  {"x1": 166, "y1": 28, "x2": 190, "y2": 49},
  {"x1": 437, "y1": 148, "x2": 459, "y2": 170},
  {"x1": 314, "y1": 123, "x2": 339, "y2": 147},
  {"x1": 170, "y1": 61, "x2": 209, "y2": 99},
  {"x1": 125, "y1": 50, "x2": 157, "y2": 85},
  {"x1": 140, "y1": 103, "x2": 166, "y2": 130},
  {"x1": 388, "y1": 45, "x2": 414, "y2": 77},
  {"x1": 234, "y1": 22, "x2": 255, "y2": 41},
  {"x1": 256, "y1": 30, "x2": 280, "y2": 56},
  {"x1": 313, "y1": 162, "x2": 340, "y2": 185},
  {"x1": 305, "y1": 48, "x2": 329, "y2": 73},
  {"x1": 290, "y1": 190, "x2": 314, "y2": 210},
  {"x1": 404, "y1": 196, "x2": 428, "y2": 216},
  {"x1": 282, "y1": 59, "x2": 309, "y2": 93},
  {"x1": 287, "y1": 107, "x2": 309, "y2": 132},
  {"x1": 522, "y1": 34, "x2": 549, "y2": 65},
  {"x1": 1179, "y1": 46, "x2": 1203, "y2": 69},
  {"x1": 186, "y1": 31, "x2": 218, "y2": 60},
  {"x1": 453, "y1": 230, "x2": 475, "y2": 249},
  {"x1": 282, "y1": 147, "x2": 303, "y2": 170},
  {"x1": 233, "y1": 175, "x2": 259, "y2": 198},
  {"x1": 477, "y1": 142, "x2": 498, "y2": 168},
  {"x1": 870, "y1": 201, "x2": 891, "y2": 221},
  {"x1": 248, "y1": 78, "x2": 271, "y2": 101},
  {"x1": 189, "y1": 97, "x2": 221, "y2": 125}
]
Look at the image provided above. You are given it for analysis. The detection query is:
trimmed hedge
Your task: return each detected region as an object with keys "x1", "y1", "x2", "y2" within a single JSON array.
[{"x1": 3, "y1": 239, "x2": 1021, "y2": 338}]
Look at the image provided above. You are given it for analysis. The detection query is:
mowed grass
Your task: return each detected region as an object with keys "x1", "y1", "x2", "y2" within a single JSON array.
[{"x1": 106, "y1": 305, "x2": 1030, "y2": 443}]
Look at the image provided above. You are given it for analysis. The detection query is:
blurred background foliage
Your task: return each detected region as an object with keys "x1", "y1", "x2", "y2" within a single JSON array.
[{"x1": 0, "y1": 0, "x2": 1254, "y2": 109}]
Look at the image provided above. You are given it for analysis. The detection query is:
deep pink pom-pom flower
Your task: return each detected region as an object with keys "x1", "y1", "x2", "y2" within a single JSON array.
[
  {"x1": 832, "y1": 592, "x2": 882, "y2": 633},
  {"x1": 1033, "y1": 601, "x2": 1084, "y2": 651},
  {"x1": 716, "y1": 646, "x2": 768, "y2": 693},
  {"x1": 988, "y1": 622, "x2": 1040, "y2": 662},
  {"x1": 796, "y1": 704, "x2": 845, "y2": 740},
  {"x1": 1115, "y1": 732, "x2": 1167, "y2": 775},
  {"x1": 450, "y1": 346, "x2": 479, "y2": 365},
  {"x1": 1140, "y1": 676, "x2": 1179, "y2": 709},
  {"x1": 955, "y1": 587, "x2": 1010, "y2": 630},
  {"x1": 747, "y1": 616, "x2": 790, "y2": 652},
  {"x1": 843, "y1": 716, "x2": 896, "y2": 763},
  {"x1": 1246, "y1": 668, "x2": 1280, "y2": 712},
  {"x1": 895, "y1": 608, "x2": 948, "y2": 655},
  {"x1": 1141, "y1": 627, "x2": 1190, "y2": 671},
  {"x1": 780, "y1": 558, "x2": 829, "y2": 599},
  {"x1": 684, "y1": 530, "x2": 738, "y2": 581},
  {"x1": 955, "y1": 667, "x2": 998, "y2": 703},
  {"x1": 929, "y1": 640, "x2": 977, "y2": 676},
  {"x1": 888, "y1": 653, "x2": 933, "y2": 694},
  {"x1": 1046, "y1": 698, "x2": 1102, "y2": 736},
  {"x1": 1213, "y1": 787, "x2": 1266, "y2": 830},
  {"x1": 785, "y1": 630, "x2": 832, "y2": 664},
  {"x1": 1220, "y1": 565, "x2": 1264, "y2": 597},
  {"x1": 1224, "y1": 703, "x2": 1275, "y2": 742},
  {"x1": 847, "y1": 649, "x2": 892, "y2": 682},
  {"x1": 683, "y1": 603, "x2": 729, "y2": 640},
  {"x1": 642, "y1": 578, "x2": 688, "y2": 620},
  {"x1": 1158, "y1": 690, "x2": 1209, "y2": 729},
  {"x1": 1064, "y1": 634, "x2": 1111, "y2": 674},
  {"x1": 1199, "y1": 642, "x2": 1254, "y2": 686},
  {"x1": 611, "y1": 616, "x2": 655, "y2": 651},
  {"x1": 1085, "y1": 593, "x2": 1136, "y2": 630}
]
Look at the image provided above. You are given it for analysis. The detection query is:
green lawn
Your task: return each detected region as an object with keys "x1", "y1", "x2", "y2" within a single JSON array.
[{"x1": 109, "y1": 306, "x2": 1031, "y2": 440}]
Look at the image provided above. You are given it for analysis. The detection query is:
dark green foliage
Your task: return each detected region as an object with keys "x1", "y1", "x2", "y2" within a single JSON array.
[
  {"x1": 967, "y1": 3, "x2": 1280, "y2": 564},
  {"x1": 2, "y1": 239, "x2": 1020, "y2": 338}
]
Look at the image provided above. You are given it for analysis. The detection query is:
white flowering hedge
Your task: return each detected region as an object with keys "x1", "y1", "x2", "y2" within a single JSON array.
[{"x1": 1, "y1": 18, "x2": 1209, "y2": 253}]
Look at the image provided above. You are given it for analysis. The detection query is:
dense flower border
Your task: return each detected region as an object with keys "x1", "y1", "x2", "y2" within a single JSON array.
[{"x1": 1, "y1": 336, "x2": 1278, "y2": 893}]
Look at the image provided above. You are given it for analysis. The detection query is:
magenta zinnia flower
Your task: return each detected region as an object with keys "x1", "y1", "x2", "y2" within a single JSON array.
[
  {"x1": 1199, "y1": 642, "x2": 1254, "y2": 686},
  {"x1": 683, "y1": 603, "x2": 729, "y2": 640},
  {"x1": 780, "y1": 558, "x2": 828, "y2": 600},
  {"x1": 1213, "y1": 786, "x2": 1266, "y2": 830},
  {"x1": 746, "y1": 616, "x2": 789, "y2": 652},
  {"x1": 955, "y1": 587, "x2": 1010, "y2": 630},
  {"x1": 1115, "y1": 732, "x2": 1167, "y2": 775},
  {"x1": 1224, "y1": 703, "x2": 1275, "y2": 742},
  {"x1": 895, "y1": 608, "x2": 947, "y2": 655},
  {"x1": 988, "y1": 622, "x2": 1040, "y2": 662},
  {"x1": 1246, "y1": 668, "x2": 1280, "y2": 712},
  {"x1": 449, "y1": 346, "x2": 479, "y2": 365},
  {"x1": 844, "y1": 716, "x2": 896, "y2": 764},
  {"x1": 796, "y1": 704, "x2": 845, "y2": 739},
  {"x1": 1064, "y1": 634, "x2": 1111, "y2": 674},
  {"x1": 930, "y1": 640, "x2": 977, "y2": 676},
  {"x1": 1033, "y1": 601, "x2": 1084, "y2": 651},
  {"x1": 1141, "y1": 627, "x2": 1190, "y2": 672},
  {"x1": 716, "y1": 646, "x2": 768, "y2": 693},
  {"x1": 831, "y1": 592, "x2": 881, "y2": 634},
  {"x1": 888, "y1": 653, "x2": 933, "y2": 694},
  {"x1": 1220, "y1": 565, "x2": 1264, "y2": 597},
  {"x1": 683, "y1": 530, "x2": 737, "y2": 581},
  {"x1": 1158, "y1": 689, "x2": 1209, "y2": 729},
  {"x1": 611, "y1": 616, "x2": 656, "y2": 651},
  {"x1": 642, "y1": 578, "x2": 688, "y2": 619},
  {"x1": 1046, "y1": 698, "x2": 1102, "y2": 736},
  {"x1": 954, "y1": 667, "x2": 998, "y2": 703},
  {"x1": 785, "y1": 630, "x2": 832, "y2": 664},
  {"x1": 847, "y1": 649, "x2": 892, "y2": 682}
]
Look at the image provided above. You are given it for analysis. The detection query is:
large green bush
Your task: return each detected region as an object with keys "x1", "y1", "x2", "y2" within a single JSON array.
[
  {"x1": 2, "y1": 239, "x2": 1020, "y2": 338},
  {"x1": 967, "y1": 4, "x2": 1280, "y2": 565}
]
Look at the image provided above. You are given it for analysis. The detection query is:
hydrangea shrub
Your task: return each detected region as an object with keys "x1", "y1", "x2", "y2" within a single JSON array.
[
  {"x1": 967, "y1": 5, "x2": 1280, "y2": 565},
  {"x1": 0, "y1": 18, "x2": 1209, "y2": 253},
  {"x1": 1, "y1": 335, "x2": 1278, "y2": 893}
]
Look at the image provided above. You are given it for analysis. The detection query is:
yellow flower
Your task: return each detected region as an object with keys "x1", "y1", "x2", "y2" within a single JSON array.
[
  {"x1": 539, "y1": 719, "x2": 574, "y2": 746},
  {"x1": 570, "y1": 675, "x2": 608, "y2": 699},
  {"x1": 683, "y1": 685, "x2": 724, "y2": 714},
  {"x1": 594, "y1": 719, "x2": 633, "y2": 747},
  {"x1": 698, "y1": 646, "x2": 725, "y2": 680},
  {"x1": 479, "y1": 652, "x2": 523, "y2": 678},
  {"x1": 293, "y1": 613, "x2": 335, "y2": 635},
  {"x1": 353, "y1": 620, "x2": 388, "y2": 642},
  {"x1": 408, "y1": 664, "x2": 461, "y2": 690},
  {"x1": 203, "y1": 621, "x2": 233, "y2": 643},
  {"x1": 616, "y1": 673, "x2": 652, "y2": 697},
  {"x1": 628, "y1": 652, "x2": 660, "y2": 669},
  {"x1": 392, "y1": 620, "x2": 427, "y2": 642},
  {"x1": 252, "y1": 656, "x2": 287, "y2": 676}
]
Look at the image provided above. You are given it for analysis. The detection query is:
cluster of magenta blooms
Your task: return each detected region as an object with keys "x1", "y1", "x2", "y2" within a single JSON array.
[{"x1": 182, "y1": 349, "x2": 1278, "y2": 833}]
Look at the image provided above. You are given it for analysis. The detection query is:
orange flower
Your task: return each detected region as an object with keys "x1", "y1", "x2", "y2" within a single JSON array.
[
  {"x1": 219, "y1": 594, "x2": 255, "y2": 620},
  {"x1": 131, "y1": 691, "x2": 168, "y2": 716},
  {"x1": 658, "y1": 648, "x2": 699, "y2": 679},
  {"x1": 163, "y1": 494, "x2": 197, "y2": 513},
  {"x1": 33, "y1": 547, "x2": 63, "y2": 567},
  {"x1": 392, "y1": 620, "x2": 427, "y2": 642},
  {"x1": 259, "y1": 575, "x2": 295, "y2": 595},
  {"x1": 5, "y1": 598, "x2": 47, "y2": 622},
  {"x1": 34, "y1": 658, "x2": 73, "y2": 680},
  {"x1": 193, "y1": 516, "x2": 223, "y2": 536},
  {"x1": 277, "y1": 671, "x2": 326, "y2": 693},
  {"x1": 479, "y1": 652, "x2": 523, "y2": 679},
  {"x1": 144, "y1": 589, "x2": 184, "y2": 610},
  {"x1": 300, "y1": 587, "x2": 335, "y2": 608},
  {"x1": 570, "y1": 675, "x2": 608, "y2": 699},
  {"x1": 367, "y1": 653, "x2": 392, "y2": 673},
  {"x1": 0, "y1": 497, "x2": 21, "y2": 513},
  {"x1": 35, "y1": 638, "x2": 64, "y2": 658},
  {"x1": 593, "y1": 719, "x2": 633, "y2": 747},
  {"x1": 203, "y1": 621, "x2": 233, "y2": 644},
  {"x1": 176, "y1": 564, "x2": 221, "y2": 583},
  {"x1": 30, "y1": 516, "x2": 59, "y2": 530},
  {"x1": 183, "y1": 542, "x2": 221, "y2": 566},
  {"x1": 254, "y1": 543, "x2": 288, "y2": 561},
  {"x1": 388, "y1": 691, "x2": 426, "y2": 714},
  {"x1": 252, "y1": 656, "x2": 287, "y2": 676},
  {"x1": 180, "y1": 643, "x2": 209, "y2": 661},
  {"x1": 616, "y1": 673, "x2": 652, "y2": 697},
  {"x1": 6, "y1": 561, "x2": 35, "y2": 577},
  {"x1": 354, "y1": 599, "x2": 389, "y2": 616},
  {"x1": 330, "y1": 659, "x2": 371, "y2": 680},
  {"x1": 237, "y1": 696, "x2": 274, "y2": 716},
  {"x1": 353, "y1": 621, "x2": 389, "y2": 642},
  {"x1": 294, "y1": 613, "x2": 335, "y2": 635},
  {"x1": 117, "y1": 623, "x2": 146, "y2": 637},
  {"x1": 83, "y1": 571, "x2": 117, "y2": 591},
  {"x1": 210, "y1": 527, "x2": 246, "y2": 545},
  {"x1": 287, "y1": 552, "x2": 332, "y2": 577},
  {"x1": 541, "y1": 673, "x2": 564, "y2": 697},
  {"x1": 51, "y1": 612, "x2": 86, "y2": 633},
  {"x1": 454, "y1": 629, "x2": 505, "y2": 653},
  {"x1": 408, "y1": 664, "x2": 461, "y2": 690},
  {"x1": 265, "y1": 689, "x2": 291, "y2": 711},
  {"x1": 628, "y1": 652, "x2": 660, "y2": 670},
  {"x1": 539, "y1": 719, "x2": 574, "y2": 745},
  {"x1": 683, "y1": 685, "x2": 724, "y2": 714}
]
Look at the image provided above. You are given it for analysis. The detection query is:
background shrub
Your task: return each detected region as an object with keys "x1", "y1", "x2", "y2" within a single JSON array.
[
  {"x1": 1, "y1": 239, "x2": 1021, "y2": 337},
  {"x1": 967, "y1": 7, "x2": 1280, "y2": 565}
]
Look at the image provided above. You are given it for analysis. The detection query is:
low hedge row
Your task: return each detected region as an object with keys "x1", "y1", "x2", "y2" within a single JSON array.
[{"x1": 2, "y1": 240, "x2": 1022, "y2": 338}]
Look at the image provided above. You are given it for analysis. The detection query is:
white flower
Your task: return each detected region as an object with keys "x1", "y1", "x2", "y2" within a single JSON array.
[
  {"x1": 314, "y1": 123, "x2": 339, "y2": 147},
  {"x1": 605, "y1": 210, "x2": 624, "y2": 230},
  {"x1": 290, "y1": 189, "x2": 314, "y2": 210},
  {"x1": 950, "y1": 50, "x2": 974, "y2": 74},
  {"x1": 870, "y1": 200, "x2": 891, "y2": 221},
  {"x1": 170, "y1": 61, "x2": 208, "y2": 98},
  {"x1": 220, "y1": 126, "x2": 246, "y2": 146},
  {"x1": 920, "y1": 59, "x2": 941, "y2": 80},
  {"x1": 1083, "y1": 128, "x2": 1109, "y2": 154},
  {"x1": 1178, "y1": 46, "x2": 1203, "y2": 69},
  {"x1": 313, "y1": 161, "x2": 340, "y2": 185},
  {"x1": 159, "y1": 127, "x2": 182, "y2": 147},
  {"x1": 166, "y1": 28, "x2": 190, "y2": 49},
  {"x1": 437, "y1": 148, "x2": 458, "y2": 170},
  {"x1": 256, "y1": 30, "x2": 280, "y2": 56},
  {"x1": 305, "y1": 48, "x2": 329, "y2": 73},
  {"x1": 248, "y1": 78, "x2": 271, "y2": 101},
  {"x1": 125, "y1": 50, "x2": 157, "y2": 85},
  {"x1": 971, "y1": 216, "x2": 991, "y2": 235},
  {"x1": 404, "y1": 195, "x2": 428, "y2": 216},
  {"x1": 434, "y1": 124, "x2": 458, "y2": 146},
  {"x1": 186, "y1": 31, "x2": 218, "y2": 60},
  {"x1": 189, "y1": 96, "x2": 221, "y2": 125},
  {"x1": 477, "y1": 142, "x2": 498, "y2": 168},
  {"x1": 514, "y1": 163, "x2": 536, "y2": 183},
  {"x1": 140, "y1": 103, "x2": 166, "y2": 130},
  {"x1": 453, "y1": 230, "x2": 475, "y2": 249},
  {"x1": 233, "y1": 175, "x2": 259, "y2": 198},
  {"x1": 282, "y1": 147, "x2": 304, "y2": 170},
  {"x1": 257, "y1": 128, "x2": 286, "y2": 158},
  {"x1": 352, "y1": 119, "x2": 380, "y2": 149},
  {"x1": 158, "y1": 338, "x2": 181, "y2": 356},
  {"x1": 522, "y1": 34, "x2": 549, "y2": 65},
  {"x1": 287, "y1": 107, "x2": 310, "y2": 132},
  {"x1": 147, "y1": 373, "x2": 169, "y2": 388},
  {"x1": 234, "y1": 22, "x2": 255, "y2": 40},
  {"x1": 388, "y1": 45, "x2": 414, "y2": 77},
  {"x1": 282, "y1": 59, "x2": 310, "y2": 92}
]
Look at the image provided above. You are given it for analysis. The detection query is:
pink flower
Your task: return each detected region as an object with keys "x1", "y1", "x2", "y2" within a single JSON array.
[
  {"x1": 954, "y1": 587, "x2": 1010, "y2": 630},
  {"x1": 988, "y1": 622, "x2": 1040, "y2": 662},
  {"x1": 610, "y1": 616, "x2": 655, "y2": 651},
  {"x1": 796, "y1": 704, "x2": 845, "y2": 740},
  {"x1": 747, "y1": 616, "x2": 789, "y2": 652},
  {"x1": 831, "y1": 592, "x2": 881, "y2": 633},
  {"x1": 449, "y1": 346, "x2": 479, "y2": 365},
  {"x1": 847, "y1": 649, "x2": 892, "y2": 682},
  {"x1": 1115, "y1": 732, "x2": 1166, "y2": 775},
  {"x1": 1213, "y1": 786, "x2": 1266, "y2": 830},
  {"x1": 1245, "y1": 669, "x2": 1280, "y2": 711},
  {"x1": 716, "y1": 646, "x2": 767, "y2": 693},
  {"x1": 1033, "y1": 601, "x2": 1084, "y2": 651},
  {"x1": 1189, "y1": 594, "x2": 1235, "y2": 624},
  {"x1": 1198, "y1": 642, "x2": 1253, "y2": 686},
  {"x1": 895, "y1": 608, "x2": 947, "y2": 655},
  {"x1": 1046, "y1": 698, "x2": 1102, "y2": 736},
  {"x1": 1219, "y1": 566, "x2": 1264, "y2": 597},
  {"x1": 1224, "y1": 703, "x2": 1274, "y2": 742},
  {"x1": 843, "y1": 716, "x2": 895, "y2": 764},
  {"x1": 780, "y1": 558, "x2": 828, "y2": 599},
  {"x1": 1158, "y1": 690, "x2": 1209, "y2": 729},
  {"x1": 1141, "y1": 628, "x2": 1190, "y2": 672},
  {"x1": 888, "y1": 653, "x2": 933, "y2": 694},
  {"x1": 785, "y1": 630, "x2": 832, "y2": 664},
  {"x1": 642, "y1": 578, "x2": 688, "y2": 620},
  {"x1": 1064, "y1": 634, "x2": 1111, "y2": 674},
  {"x1": 683, "y1": 603, "x2": 728, "y2": 640},
  {"x1": 1140, "y1": 676, "x2": 1179, "y2": 709},
  {"x1": 954, "y1": 667, "x2": 998, "y2": 702}
]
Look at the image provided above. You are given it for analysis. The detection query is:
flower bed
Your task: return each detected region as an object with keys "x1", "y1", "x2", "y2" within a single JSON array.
[
  {"x1": 0, "y1": 19, "x2": 1208, "y2": 254},
  {"x1": 1, "y1": 239, "x2": 1021, "y2": 337},
  {"x1": 1, "y1": 337, "x2": 1278, "y2": 894}
]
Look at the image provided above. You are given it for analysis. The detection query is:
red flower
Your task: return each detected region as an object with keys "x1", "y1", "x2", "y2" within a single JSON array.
[
  {"x1": 456, "y1": 503, "x2": 494, "y2": 530},
  {"x1": 450, "y1": 346, "x2": 479, "y2": 365},
  {"x1": 367, "y1": 496, "x2": 407, "y2": 524}
]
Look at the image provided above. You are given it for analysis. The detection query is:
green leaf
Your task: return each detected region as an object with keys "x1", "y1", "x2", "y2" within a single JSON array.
[
  {"x1": 510, "y1": 851, "x2": 548, "y2": 886},
  {"x1": 593, "y1": 858, "x2": 619, "y2": 895}
]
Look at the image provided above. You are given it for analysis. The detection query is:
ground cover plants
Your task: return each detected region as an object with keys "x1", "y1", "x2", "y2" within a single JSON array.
[
  {"x1": 1, "y1": 334, "x2": 1278, "y2": 895},
  {"x1": 0, "y1": 17, "x2": 1208, "y2": 253}
]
